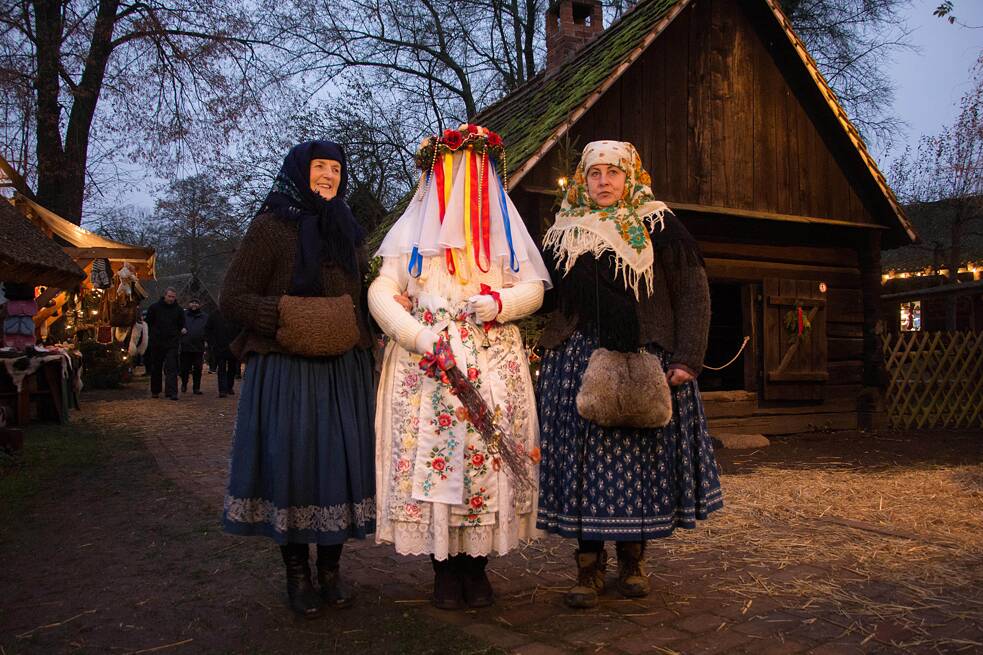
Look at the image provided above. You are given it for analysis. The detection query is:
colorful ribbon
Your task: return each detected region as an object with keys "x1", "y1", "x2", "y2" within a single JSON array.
[{"x1": 491, "y1": 159, "x2": 520, "y2": 272}]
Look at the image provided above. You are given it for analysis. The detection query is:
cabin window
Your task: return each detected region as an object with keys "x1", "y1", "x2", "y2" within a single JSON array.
[
  {"x1": 701, "y1": 283, "x2": 747, "y2": 392},
  {"x1": 900, "y1": 301, "x2": 921, "y2": 332}
]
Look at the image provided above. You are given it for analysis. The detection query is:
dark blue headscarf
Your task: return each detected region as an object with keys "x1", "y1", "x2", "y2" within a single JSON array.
[{"x1": 261, "y1": 140, "x2": 366, "y2": 296}]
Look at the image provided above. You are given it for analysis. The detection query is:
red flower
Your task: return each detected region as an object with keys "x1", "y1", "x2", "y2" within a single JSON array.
[
  {"x1": 467, "y1": 367, "x2": 479, "y2": 381},
  {"x1": 422, "y1": 310, "x2": 434, "y2": 324},
  {"x1": 471, "y1": 453, "x2": 485, "y2": 467},
  {"x1": 467, "y1": 513, "x2": 478, "y2": 521},
  {"x1": 442, "y1": 130, "x2": 464, "y2": 149},
  {"x1": 469, "y1": 495, "x2": 484, "y2": 509},
  {"x1": 459, "y1": 326, "x2": 469, "y2": 339},
  {"x1": 466, "y1": 124, "x2": 478, "y2": 134},
  {"x1": 431, "y1": 457, "x2": 446, "y2": 472},
  {"x1": 487, "y1": 132, "x2": 503, "y2": 147},
  {"x1": 438, "y1": 413, "x2": 452, "y2": 427}
]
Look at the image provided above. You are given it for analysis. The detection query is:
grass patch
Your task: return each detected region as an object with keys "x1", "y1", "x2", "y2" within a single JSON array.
[{"x1": 0, "y1": 419, "x2": 106, "y2": 525}]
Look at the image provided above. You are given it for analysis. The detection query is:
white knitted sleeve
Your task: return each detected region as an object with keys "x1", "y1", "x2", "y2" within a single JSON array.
[
  {"x1": 367, "y1": 260, "x2": 425, "y2": 352},
  {"x1": 496, "y1": 281, "x2": 545, "y2": 324}
]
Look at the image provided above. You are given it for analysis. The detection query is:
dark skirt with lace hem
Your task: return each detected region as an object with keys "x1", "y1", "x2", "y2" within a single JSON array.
[
  {"x1": 536, "y1": 330, "x2": 723, "y2": 541},
  {"x1": 222, "y1": 349, "x2": 376, "y2": 544}
]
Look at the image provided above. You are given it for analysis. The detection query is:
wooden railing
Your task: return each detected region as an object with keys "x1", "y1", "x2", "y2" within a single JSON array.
[{"x1": 881, "y1": 331, "x2": 983, "y2": 429}]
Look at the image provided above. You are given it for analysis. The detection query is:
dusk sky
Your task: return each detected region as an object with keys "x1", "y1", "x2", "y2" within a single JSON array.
[{"x1": 872, "y1": 0, "x2": 983, "y2": 165}]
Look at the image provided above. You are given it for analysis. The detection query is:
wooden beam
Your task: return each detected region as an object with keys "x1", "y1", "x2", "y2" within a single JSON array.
[
  {"x1": 670, "y1": 201, "x2": 889, "y2": 230},
  {"x1": 706, "y1": 258, "x2": 860, "y2": 286},
  {"x1": 63, "y1": 246, "x2": 154, "y2": 261}
]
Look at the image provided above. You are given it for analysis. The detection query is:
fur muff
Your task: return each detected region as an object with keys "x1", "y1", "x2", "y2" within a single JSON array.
[
  {"x1": 276, "y1": 294, "x2": 360, "y2": 358},
  {"x1": 576, "y1": 348, "x2": 672, "y2": 428}
]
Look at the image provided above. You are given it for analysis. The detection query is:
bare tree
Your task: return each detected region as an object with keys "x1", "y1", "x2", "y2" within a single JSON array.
[
  {"x1": 0, "y1": 1, "x2": 287, "y2": 224},
  {"x1": 276, "y1": 0, "x2": 544, "y2": 126},
  {"x1": 774, "y1": 0, "x2": 913, "y2": 148},
  {"x1": 890, "y1": 55, "x2": 983, "y2": 329},
  {"x1": 153, "y1": 175, "x2": 245, "y2": 290}
]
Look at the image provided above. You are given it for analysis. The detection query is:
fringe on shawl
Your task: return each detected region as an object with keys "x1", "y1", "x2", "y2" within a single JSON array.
[{"x1": 543, "y1": 208, "x2": 667, "y2": 301}]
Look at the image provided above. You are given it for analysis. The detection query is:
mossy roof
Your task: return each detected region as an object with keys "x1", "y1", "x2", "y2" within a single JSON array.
[{"x1": 472, "y1": 0, "x2": 681, "y2": 180}]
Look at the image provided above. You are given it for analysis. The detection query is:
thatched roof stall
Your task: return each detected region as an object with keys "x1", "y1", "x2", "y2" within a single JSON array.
[{"x1": 0, "y1": 200, "x2": 85, "y2": 289}]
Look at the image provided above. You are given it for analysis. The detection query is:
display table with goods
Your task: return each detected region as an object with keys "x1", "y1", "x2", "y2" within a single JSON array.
[{"x1": 0, "y1": 345, "x2": 82, "y2": 426}]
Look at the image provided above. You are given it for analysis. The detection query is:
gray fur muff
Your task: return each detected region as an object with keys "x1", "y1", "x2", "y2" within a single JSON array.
[{"x1": 575, "y1": 349, "x2": 673, "y2": 429}]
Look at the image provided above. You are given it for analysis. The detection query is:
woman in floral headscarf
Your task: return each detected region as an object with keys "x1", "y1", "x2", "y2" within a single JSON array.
[{"x1": 536, "y1": 140, "x2": 723, "y2": 609}]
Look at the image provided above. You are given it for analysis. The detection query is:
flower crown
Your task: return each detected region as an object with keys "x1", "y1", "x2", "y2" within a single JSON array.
[{"x1": 414, "y1": 123, "x2": 506, "y2": 171}]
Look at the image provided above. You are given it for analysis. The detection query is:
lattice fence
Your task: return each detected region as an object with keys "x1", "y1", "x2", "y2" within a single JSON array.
[{"x1": 881, "y1": 331, "x2": 983, "y2": 430}]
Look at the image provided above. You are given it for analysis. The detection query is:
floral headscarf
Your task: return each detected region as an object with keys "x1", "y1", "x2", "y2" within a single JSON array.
[{"x1": 544, "y1": 141, "x2": 669, "y2": 299}]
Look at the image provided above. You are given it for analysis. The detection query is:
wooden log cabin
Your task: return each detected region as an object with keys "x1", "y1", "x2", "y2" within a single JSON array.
[{"x1": 472, "y1": 0, "x2": 918, "y2": 435}]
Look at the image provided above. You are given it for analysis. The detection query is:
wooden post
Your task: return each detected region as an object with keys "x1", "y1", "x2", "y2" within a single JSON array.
[{"x1": 858, "y1": 230, "x2": 886, "y2": 429}]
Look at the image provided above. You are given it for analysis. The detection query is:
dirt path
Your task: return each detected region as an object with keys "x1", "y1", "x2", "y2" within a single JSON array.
[{"x1": 2, "y1": 378, "x2": 981, "y2": 654}]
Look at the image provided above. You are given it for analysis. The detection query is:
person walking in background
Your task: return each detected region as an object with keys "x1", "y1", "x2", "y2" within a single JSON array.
[
  {"x1": 145, "y1": 287, "x2": 185, "y2": 400},
  {"x1": 179, "y1": 297, "x2": 208, "y2": 395},
  {"x1": 204, "y1": 307, "x2": 242, "y2": 398}
]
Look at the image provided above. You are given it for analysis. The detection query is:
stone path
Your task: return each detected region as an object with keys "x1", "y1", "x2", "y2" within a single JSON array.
[{"x1": 81, "y1": 377, "x2": 983, "y2": 655}]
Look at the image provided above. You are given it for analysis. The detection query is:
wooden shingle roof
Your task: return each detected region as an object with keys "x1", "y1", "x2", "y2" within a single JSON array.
[
  {"x1": 0, "y1": 200, "x2": 86, "y2": 289},
  {"x1": 474, "y1": 0, "x2": 684, "y2": 182}
]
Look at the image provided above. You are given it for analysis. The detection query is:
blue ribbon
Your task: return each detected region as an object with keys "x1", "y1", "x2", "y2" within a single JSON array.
[
  {"x1": 492, "y1": 159, "x2": 520, "y2": 273},
  {"x1": 407, "y1": 172, "x2": 430, "y2": 278}
]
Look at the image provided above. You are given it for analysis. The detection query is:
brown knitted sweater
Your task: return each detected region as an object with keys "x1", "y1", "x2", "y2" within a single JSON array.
[
  {"x1": 539, "y1": 218, "x2": 711, "y2": 375},
  {"x1": 220, "y1": 212, "x2": 373, "y2": 359}
]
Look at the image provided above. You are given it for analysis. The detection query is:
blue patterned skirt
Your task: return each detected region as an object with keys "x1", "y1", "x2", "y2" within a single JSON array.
[
  {"x1": 222, "y1": 349, "x2": 376, "y2": 544},
  {"x1": 536, "y1": 330, "x2": 723, "y2": 541}
]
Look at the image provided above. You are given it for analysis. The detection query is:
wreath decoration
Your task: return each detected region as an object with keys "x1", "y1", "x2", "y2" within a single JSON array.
[
  {"x1": 784, "y1": 305, "x2": 812, "y2": 341},
  {"x1": 414, "y1": 124, "x2": 506, "y2": 172}
]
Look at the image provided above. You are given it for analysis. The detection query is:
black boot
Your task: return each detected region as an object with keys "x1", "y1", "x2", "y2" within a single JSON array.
[
  {"x1": 430, "y1": 555, "x2": 465, "y2": 610},
  {"x1": 280, "y1": 544, "x2": 322, "y2": 619},
  {"x1": 457, "y1": 555, "x2": 494, "y2": 608},
  {"x1": 316, "y1": 544, "x2": 354, "y2": 609}
]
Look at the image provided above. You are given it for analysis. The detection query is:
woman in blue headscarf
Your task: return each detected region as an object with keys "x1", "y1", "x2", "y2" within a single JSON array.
[{"x1": 220, "y1": 141, "x2": 375, "y2": 618}]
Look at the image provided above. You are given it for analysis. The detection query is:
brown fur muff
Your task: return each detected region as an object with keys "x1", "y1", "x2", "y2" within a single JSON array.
[
  {"x1": 576, "y1": 349, "x2": 672, "y2": 428},
  {"x1": 276, "y1": 295, "x2": 359, "y2": 358}
]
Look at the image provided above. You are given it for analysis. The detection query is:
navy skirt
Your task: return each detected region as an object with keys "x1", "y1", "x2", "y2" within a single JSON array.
[
  {"x1": 222, "y1": 349, "x2": 376, "y2": 544},
  {"x1": 536, "y1": 330, "x2": 723, "y2": 541}
]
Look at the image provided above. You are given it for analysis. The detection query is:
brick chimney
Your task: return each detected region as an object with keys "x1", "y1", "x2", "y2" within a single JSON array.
[{"x1": 545, "y1": 0, "x2": 604, "y2": 72}]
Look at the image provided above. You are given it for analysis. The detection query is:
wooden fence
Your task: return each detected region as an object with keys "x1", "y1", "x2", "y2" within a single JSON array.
[{"x1": 881, "y1": 331, "x2": 983, "y2": 430}]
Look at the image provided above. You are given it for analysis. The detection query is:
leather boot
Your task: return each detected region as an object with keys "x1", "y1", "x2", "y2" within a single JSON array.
[
  {"x1": 564, "y1": 549, "x2": 607, "y2": 609},
  {"x1": 615, "y1": 541, "x2": 651, "y2": 598},
  {"x1": 280, "y1": 544, "x2": 322, "y2": 619},
  {"x1": 430, "y1": 555, "x2": 465, "y2": 610},
  {"x1": 317, "y1": 544, "x2": 354, "y2": 608},
  {"x1": 458, "y1": 555, "x2": 494, "y2": 608}
]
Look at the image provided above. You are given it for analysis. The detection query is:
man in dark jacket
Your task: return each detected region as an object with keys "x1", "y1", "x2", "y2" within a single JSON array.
[
  {"x1": 145, "y1": 287, "x2": 185, "y2": 400},
  {"x1": 204, "y1": 308, "x2": 242, "y2": 398},
  {"x1": 179, "y1": 297, "x2": 209, "y2": 395}
]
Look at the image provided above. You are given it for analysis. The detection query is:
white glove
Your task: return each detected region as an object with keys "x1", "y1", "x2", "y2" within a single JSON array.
[
  {"x1": 468, "y1": 294, "x2": 500, "y2": 322},
  {"x1": 413, "y1": 328, "x2": 440, "y2": 355}
]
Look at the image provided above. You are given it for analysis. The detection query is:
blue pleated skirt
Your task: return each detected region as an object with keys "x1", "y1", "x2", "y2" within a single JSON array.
[
  {"x1": 536, "y1": 330, "x2": 723, "y2": 541},
  {"x1": 222, "y1": 349, "x2": 376, "y2": 544}
]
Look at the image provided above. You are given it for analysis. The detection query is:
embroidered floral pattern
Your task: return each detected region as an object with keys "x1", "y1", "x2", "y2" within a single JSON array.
[{"x1": 224, "y1": 495, "x2": 376, "y2": 534}]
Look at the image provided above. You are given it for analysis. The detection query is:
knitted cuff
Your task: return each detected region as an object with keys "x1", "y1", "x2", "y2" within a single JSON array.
[
  {"x1": 251, "y1": 296, "x2": 281, "y2": 338},
  {"x1": 668, "y1": 361, "x2": 699, "y2": 378}
]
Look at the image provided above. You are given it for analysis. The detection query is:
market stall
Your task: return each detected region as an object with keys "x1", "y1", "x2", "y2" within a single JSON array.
[{"x1": 0, "y1": 200, "x2": 86, "y2": 425}]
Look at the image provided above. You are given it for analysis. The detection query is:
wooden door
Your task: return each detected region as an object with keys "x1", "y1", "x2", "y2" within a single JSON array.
[{"x1": 762, "y1": 278, "x2": 828, "y2": 400}]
